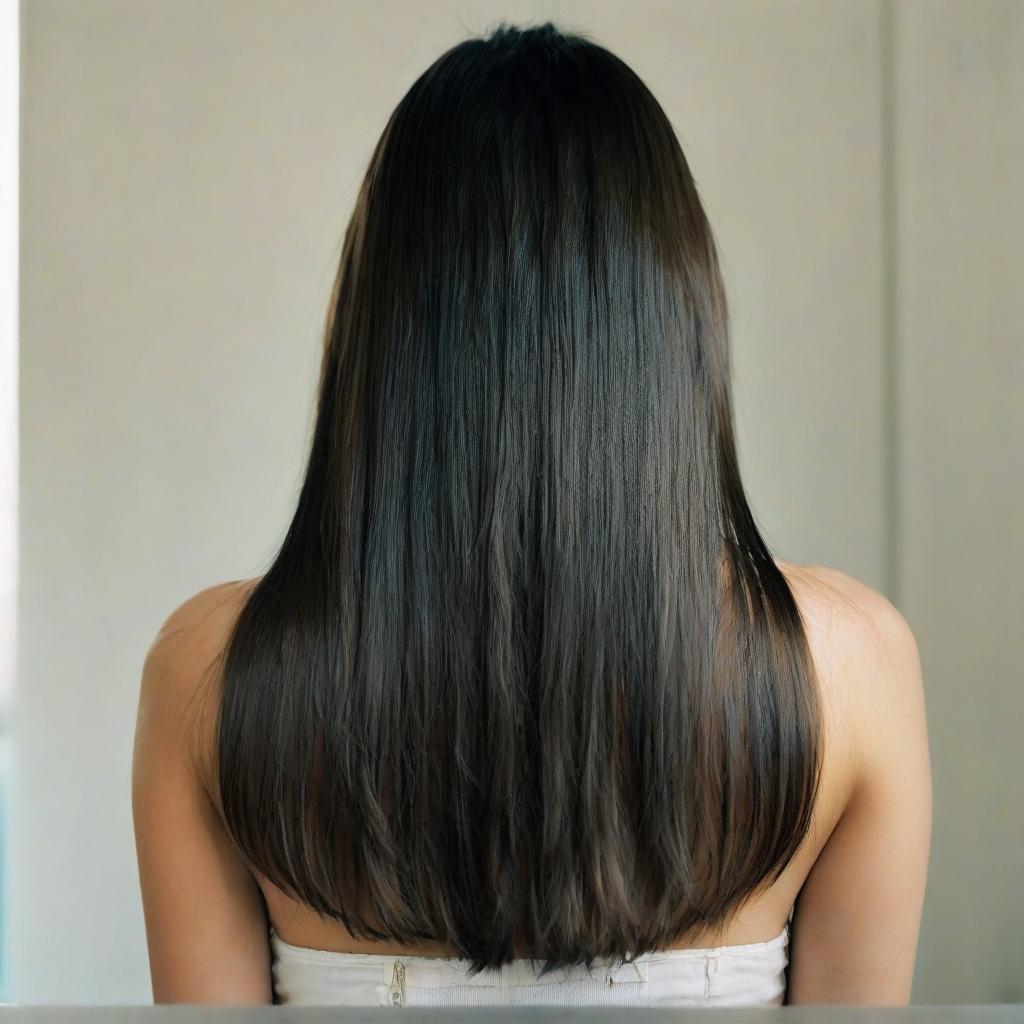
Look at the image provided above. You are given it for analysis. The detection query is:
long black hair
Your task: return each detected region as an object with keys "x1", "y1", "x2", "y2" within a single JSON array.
[{"x1": 205, "y1": 20, "x2": 823, "y2": 976}]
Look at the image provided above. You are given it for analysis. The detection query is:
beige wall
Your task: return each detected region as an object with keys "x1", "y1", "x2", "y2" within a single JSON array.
[
  {"x1": 894, "y1": 0, "x2": 1024, "y2": 1003},
  {"x1": 10, "y1": 0, "x2": 1022, "y2": 1004}
]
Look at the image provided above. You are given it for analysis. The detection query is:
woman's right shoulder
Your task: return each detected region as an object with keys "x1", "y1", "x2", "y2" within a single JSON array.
[
  {"x1": 776, "y1": 560, "x2": 921, "y2": 697},
  {"x1": 772, "y1": 562, "x2": 931, "y2": 1001},
  {"x1": 776, "y1": 559, "x2": 928, "y2": 809},
  {"x1": 778, "y1": 557, "x2": 917, "y2": 646}
]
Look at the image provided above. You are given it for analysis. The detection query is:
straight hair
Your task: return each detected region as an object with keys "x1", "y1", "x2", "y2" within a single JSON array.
[{"x1": 203, "y1": 20, "x2": 823, "y2": 976}]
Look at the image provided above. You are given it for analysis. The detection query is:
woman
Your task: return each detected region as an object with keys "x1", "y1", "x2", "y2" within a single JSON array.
[{"x1": 132, "y1": 20, "x2": 932, "y2": 1007}]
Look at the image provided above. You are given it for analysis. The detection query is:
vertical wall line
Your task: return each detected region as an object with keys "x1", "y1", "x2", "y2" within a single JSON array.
[{"x1": 880, "y1": 0, "x2": 901, "y2": 604}]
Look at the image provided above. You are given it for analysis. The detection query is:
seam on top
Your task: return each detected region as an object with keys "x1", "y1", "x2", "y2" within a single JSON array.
[{"x1": 269, "y1": 922, "x2": 789, "y2": 967}]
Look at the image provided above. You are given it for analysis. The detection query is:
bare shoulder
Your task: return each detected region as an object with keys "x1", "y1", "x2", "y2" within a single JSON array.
[
  {"x1": 132, "y1": 577, "x2": 275, "y2": 1003},
  {"x1": 775, "y1": 560, "x2": 928, "y2": 801},
  {"x1": 138, "y1": 578, "x2": 261, "y2": 795},
  {"x1": 778, "y1": 560, "x2": 918, "y2": 661},
  {"x1": 777, "y1": 560, "x2": 922, "y2": 698},
  {"x1": 142, "y1": 578, "x2": 258, "y2": 710},
  {"x1": 773, "y1": 561, "x2": 931, "y2": 1002},
  {"x1": 147, "y1": 578, "x2": 259, "y2": 660}
]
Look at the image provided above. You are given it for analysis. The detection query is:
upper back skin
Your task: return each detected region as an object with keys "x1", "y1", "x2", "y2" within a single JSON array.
[{"x1": 147, "y1": 558, "x2": 929, "y2": 996}]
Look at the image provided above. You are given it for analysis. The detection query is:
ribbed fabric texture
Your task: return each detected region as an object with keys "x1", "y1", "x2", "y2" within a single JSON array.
[{"x1": 270, "y1": 923, "x2": 789, "y2": 1007}]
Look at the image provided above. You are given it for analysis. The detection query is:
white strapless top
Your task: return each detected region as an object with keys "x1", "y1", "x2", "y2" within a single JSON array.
[{"x1": 269, "y1": 922, "x2": 790, "y2": 1007}]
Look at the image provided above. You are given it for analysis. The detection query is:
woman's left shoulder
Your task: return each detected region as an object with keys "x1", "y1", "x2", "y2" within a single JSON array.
[
  {"x1": 147, "y1": 578, "x2": 260, "y2": 658},
  {"x1": 139, "y1": 577, "x2": 261, "y2": 800}
]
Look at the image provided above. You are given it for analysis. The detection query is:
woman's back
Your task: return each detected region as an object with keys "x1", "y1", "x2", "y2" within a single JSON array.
[
  {"x1": 246, "y1": 559, "x2": 848, "y2": 957},
  {"x1": 135, "y1": 558, "x2": 928, "y2": 1004}
]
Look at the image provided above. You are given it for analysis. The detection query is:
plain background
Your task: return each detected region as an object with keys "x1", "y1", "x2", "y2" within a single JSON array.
[{"x1": 9, "y1": 0, "x2": 1023, "y2": 1005}]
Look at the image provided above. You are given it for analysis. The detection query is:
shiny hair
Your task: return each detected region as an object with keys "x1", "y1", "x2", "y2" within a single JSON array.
[{"x1": 206, "y1": 19, "x2": 823, "y2": 976}]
